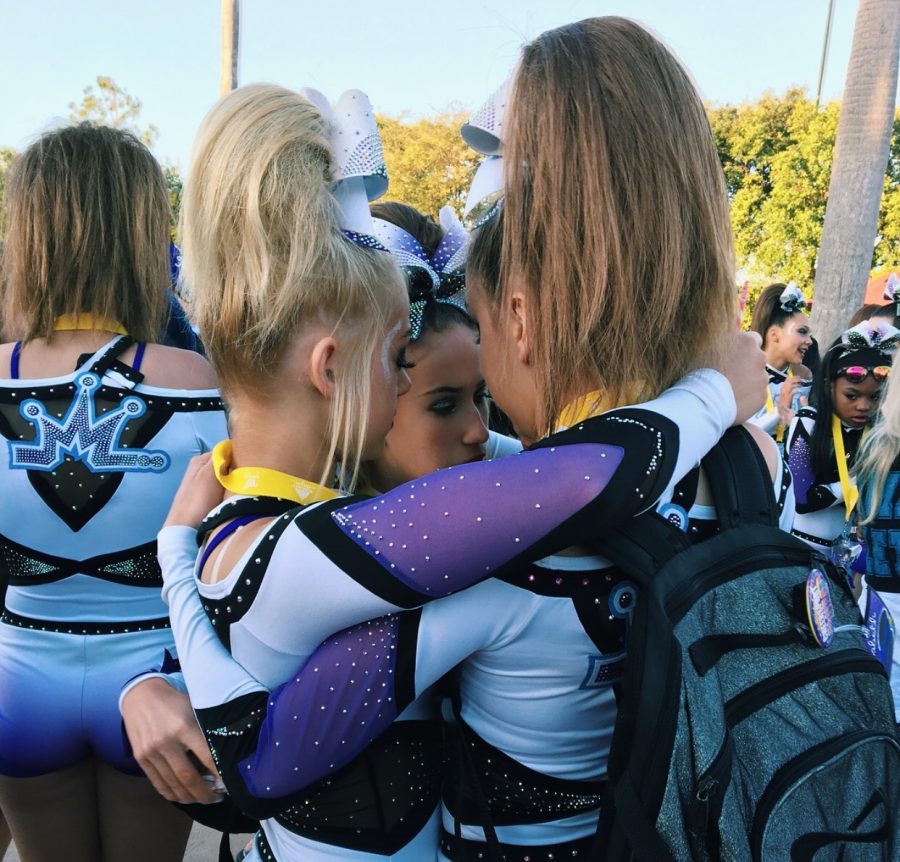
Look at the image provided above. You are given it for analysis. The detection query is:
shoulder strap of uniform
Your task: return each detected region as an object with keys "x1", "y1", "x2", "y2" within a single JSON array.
[{"x1": 88, "y1": 335, "x2": 136, "y2": 377}]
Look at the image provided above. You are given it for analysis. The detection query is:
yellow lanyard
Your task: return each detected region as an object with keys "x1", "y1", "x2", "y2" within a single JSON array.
[
  {"x1": 556, "y1": 382, "x2": 648, "y2": 430},
  {"x1": 556, "y1": 390, "x2": 613, "y2": 428},
  {"x1": 211, "y1": 440, "x2": 341, "y2": 505},
  {"x1": 832, "y1": 414, "x2": 863, "y2": 520},
  {"x1": 54, "y1": 314, "x2": 128, "y2": 335},
  {"x1": 766, "y1": 368, "x2": 791, "y2": 443}
]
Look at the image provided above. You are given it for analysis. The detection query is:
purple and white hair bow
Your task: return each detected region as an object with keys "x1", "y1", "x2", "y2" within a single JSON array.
[
  {"x1": 779, "y1": 281, "x2": 808, "y2": 314},
  {"x1": 301, "y1": 87, "x2": 388, "y2": 245},
  {"x1": 840, "y1": 320, "x2": 900, "y2": 354},
  {"x1": 883, "y1": 273, "x2": 900, "y2": 310},
  {"x1": 371, "y1": 206, "x2": 469, "y2": 340},
  {"x1": 461, "y1": 79, "x2": 511, "y2": 218}
]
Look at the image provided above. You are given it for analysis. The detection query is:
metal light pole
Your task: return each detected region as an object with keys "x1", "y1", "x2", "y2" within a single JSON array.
[{"x1": 220, "y1": 0, "x2": 241, "y2": 96}]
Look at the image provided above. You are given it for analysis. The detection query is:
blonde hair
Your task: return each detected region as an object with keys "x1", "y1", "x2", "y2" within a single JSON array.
[
  {"x1": 180, "y1": 83, "x2": 407, "y2": 488},
  {"x1": 856, "y1": 373, "x2": 900, "y2": 523},
  {"x1": 1, "y1": 123, "x2": 170, "y2": 343},
  {"x1": 494, "y1": 17, "x2": 736, "y2": 436}
]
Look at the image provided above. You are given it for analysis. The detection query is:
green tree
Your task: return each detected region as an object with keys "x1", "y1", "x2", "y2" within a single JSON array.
[
  {"x1": 0, "y1": 147, "x2": 17, "y2": 233},
  {"x1": 68, "y1": 76, "x2": 158, "y2": 148},
  {"x1": 163, "y1": 166, "x2": 183, "y2": 241},
  {"x1": 708, "y1": 89, "x2": 839, "y2": 291},
  {"x1": 377, "y1": 110, "x2": 479, "y2": 219}
]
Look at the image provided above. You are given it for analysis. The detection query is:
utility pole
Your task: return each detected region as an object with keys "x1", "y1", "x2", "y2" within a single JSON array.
[
  {"x1": 220, "y1": 0, "x2": 240, "y2": 96},
  {"x1": 815, "y1": 0, "x2": 836, "y2": 109}
]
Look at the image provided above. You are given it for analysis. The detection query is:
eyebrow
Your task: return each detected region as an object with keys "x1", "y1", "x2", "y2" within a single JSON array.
[{"x1": 423, "y1": 385, "x2": 463, "y2": 396}]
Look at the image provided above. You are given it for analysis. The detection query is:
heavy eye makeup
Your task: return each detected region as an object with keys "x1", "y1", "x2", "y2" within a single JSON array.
[{"x1": 425, "y1": 382, "x2": 489, "y2": 417}]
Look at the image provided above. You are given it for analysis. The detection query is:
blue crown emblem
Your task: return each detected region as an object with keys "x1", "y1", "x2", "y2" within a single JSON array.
[{"x1": 9, "y1": 371, "x2": 170, "y2": 474}]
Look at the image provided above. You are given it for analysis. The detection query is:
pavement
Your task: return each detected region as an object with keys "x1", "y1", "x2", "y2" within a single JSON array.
[{"x1": 3, "y1": 824, "x2": 249, "y2": 862}]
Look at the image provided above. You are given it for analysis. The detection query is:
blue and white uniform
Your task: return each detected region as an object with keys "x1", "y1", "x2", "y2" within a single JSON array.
[
  {"x1": 0, "y1": 336, "x2": 226, "y2": 777},
  {"x1": 158, "y1": 372, "x2": 738, "y2": 861}
]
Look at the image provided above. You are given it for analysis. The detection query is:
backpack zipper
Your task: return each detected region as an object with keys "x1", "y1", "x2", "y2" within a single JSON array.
[
  {"x1": 665, "y1": 540, "x2": 815, "y2": 621},
  {"x1": 723, "y1": 649, "x2": 884, "y2": 728},
  {"x1": 750, "y1": 729, "x2": 900, "y2": 861}
]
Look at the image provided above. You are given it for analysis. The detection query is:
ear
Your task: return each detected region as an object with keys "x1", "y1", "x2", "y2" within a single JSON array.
[
  {"x1": 509, "y1": 289, "x2": 530, "y2": 365},
  {"x1": 308, "y1": 336, "x2": 338, "y2": 399},
  {"x1": 767, "y1": 325, "x2": 781, "y2": 344}
]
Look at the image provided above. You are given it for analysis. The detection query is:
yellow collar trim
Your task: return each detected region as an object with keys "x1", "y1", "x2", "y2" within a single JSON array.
[
  {"x1": 54, "y1": 314, "x2": 127, "y2": 335},
  {"x1": 212, "y1": 440, "x2": 341, "y2": 505}
]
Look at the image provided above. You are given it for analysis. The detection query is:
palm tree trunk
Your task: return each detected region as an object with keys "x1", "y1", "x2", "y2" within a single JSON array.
[
  {"x1": 219, "y1": 0, "x2": 240, "y2": 96},
  {"x1": 810, "y1": 0, "x2": 900, "y2": 348}
]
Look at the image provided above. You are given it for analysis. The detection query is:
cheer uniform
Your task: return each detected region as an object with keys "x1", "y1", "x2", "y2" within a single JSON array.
[
  {"x1": 0, "y1": 336, "x2": 226, "y2": 777},
  {"x1": 785, "y1": 406, "x2": 862, "y2": 549},
  {"x1": 177, "y1": 446, "x2": 793, "y2": 862},
  {"x1": 748, "y1": 365, "x2": 809, "y2": 441},
  {"x1": 158, "y1": 371, "x2": 737, "y2": 861}
]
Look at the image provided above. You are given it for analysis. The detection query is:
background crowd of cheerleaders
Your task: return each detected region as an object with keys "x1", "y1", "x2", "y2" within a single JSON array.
[{"x1": 0, "y1": 14, "x2": 897, "y2": 862}]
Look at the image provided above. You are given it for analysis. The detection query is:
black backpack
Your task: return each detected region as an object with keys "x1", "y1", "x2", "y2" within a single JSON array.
[{"x1": 593, "y1": 427, "x2": 900, "y2": 861}]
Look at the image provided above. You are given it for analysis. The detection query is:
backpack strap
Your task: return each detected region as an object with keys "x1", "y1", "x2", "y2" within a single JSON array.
[
  {"x1": 446, "y1": 691, "x2": 504, "y2": 862},
  {"x1": 600, "y1": 511, "x2": 693, "y2": 587},
  {"x1": 701, "y1": 426, "x2": 779, "y2": 529},
  {"x1": 598, "y1": 427, "x2": 777, "y2": 583}
]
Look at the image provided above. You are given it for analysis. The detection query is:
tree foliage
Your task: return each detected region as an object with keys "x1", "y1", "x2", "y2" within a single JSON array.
[
  {"x1": 0, "y1": 147, "x2": 16, "y2": 233},
  {"x1": 68, "y1": 75, "x2": 158, "y2": 148},
  {"x1": 3, "y1": 83, "x2": 900, "y2": 312},
  {"x1": 710, "y1": 89, "x2": 900, "y2": 327},
  {"x1": 377, "y1": 110, "x2": 479, "y2": 219}
]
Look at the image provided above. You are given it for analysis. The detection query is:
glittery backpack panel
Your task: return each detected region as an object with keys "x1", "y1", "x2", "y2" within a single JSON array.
[{"x1": 592, "y1": 428, "x2": 900, "y2": 862}]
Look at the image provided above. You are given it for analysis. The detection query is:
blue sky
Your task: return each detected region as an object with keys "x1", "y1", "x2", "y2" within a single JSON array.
[{"x1": 0, "y1": 0, "x2": 876, "y2": 169}]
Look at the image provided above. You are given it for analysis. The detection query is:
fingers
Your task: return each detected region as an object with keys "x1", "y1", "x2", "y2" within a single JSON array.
[
  {"x1": 181, "y1": 722, "x2": 220, "y2": 778},
  {"x1": 121, "y1": 678, "x2": 223, "y2": 805},
  {"x1": 141, "y1": 744, "x2": 222, "y2": 805}
]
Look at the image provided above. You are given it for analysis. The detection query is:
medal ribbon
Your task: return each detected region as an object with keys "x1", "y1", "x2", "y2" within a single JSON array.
[
  {"x1": 556, "y1": 384, "x2": 647, "y2": 430},
  {"x1": 556, "y1": 390, "x2": 617, "y2": 429},
  {"x1": 765, "y1": 367, "x2": 792, "y2": 444},
  {"x1": 212, "y1": 440, "x2": 341, "y2": 505},
  {"x1": 832, "y1": 414, "x2": 861, "y2": 520},
  {"x1": 54, "y1": 314, "x2": 128, "y2": 334}
]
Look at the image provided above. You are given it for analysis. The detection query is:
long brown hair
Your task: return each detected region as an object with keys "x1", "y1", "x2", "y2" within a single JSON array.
[
  {"x1": 2, "y1": 123, "x2": 170, "y2": 343},
  {"x1": 490, "y1": 17, "x2": 735, "y2": 436}
]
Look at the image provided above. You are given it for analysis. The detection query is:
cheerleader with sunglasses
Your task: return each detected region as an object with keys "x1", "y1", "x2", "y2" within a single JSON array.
[{"x1": 785, "y1": 320, "x2": 900, "y2": 552}]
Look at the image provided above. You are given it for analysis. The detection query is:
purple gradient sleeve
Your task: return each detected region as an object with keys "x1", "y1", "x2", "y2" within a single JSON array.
[
  {"x1": 786, "y1": 422, "x2": 817, "y2": 507},
  {"x1": 237, "y1": 615, "x2": 404, "y2": 798},
  {"x1": 331, "y1": 443, "x2": 624, "y2": 597}
]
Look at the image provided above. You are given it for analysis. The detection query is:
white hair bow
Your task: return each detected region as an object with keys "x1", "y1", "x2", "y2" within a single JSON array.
[
  {"x1": 300, "y1": 88, "x2": 387, "y2": 235},
  {"x1": 461, "y1": 79, "x2": 510, "y2": 218}
]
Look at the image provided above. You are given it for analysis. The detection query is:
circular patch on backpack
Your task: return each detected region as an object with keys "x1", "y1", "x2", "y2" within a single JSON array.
[
  {"x1": 657, "y1": 502, "x2": 689, "y2": 532},
  {"x1": 805, "y1": 568, "x2": 835, "y2": 648}
]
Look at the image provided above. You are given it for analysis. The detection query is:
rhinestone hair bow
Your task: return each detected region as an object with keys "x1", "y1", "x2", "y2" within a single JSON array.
[
  {"x1": 779, "y1": 281, "x2": 808, "y2": 314},
  {"x1": 300, "y1": 87, "x2": 389, "y2": 249},
  {"x1": 371, "y1": 206, "x2": 469, "y2": 340},
  {"x1": 883, "y1": 273, "x2": 900, "y2": 311},
  {"x1": 839, "y1": 320, "x2": 900, "y2": 354},
  {"x1": 461, "y1": 79, "x2": 511, "y2": 219}
]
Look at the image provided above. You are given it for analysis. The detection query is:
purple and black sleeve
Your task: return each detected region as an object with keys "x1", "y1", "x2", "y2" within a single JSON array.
[{"x1": 193, "y1": 409, "x2": 678, "y2": 811}]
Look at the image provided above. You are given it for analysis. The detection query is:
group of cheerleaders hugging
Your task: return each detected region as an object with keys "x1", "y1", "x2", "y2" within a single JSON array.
[{"x1": 0, "y1": 14, "x2": 895, "y2": 862}]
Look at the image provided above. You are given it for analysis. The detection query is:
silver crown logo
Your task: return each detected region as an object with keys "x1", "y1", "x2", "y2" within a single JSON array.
[{"x1": 9, "y1": 372, "x2": 170, "y2": 473}]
